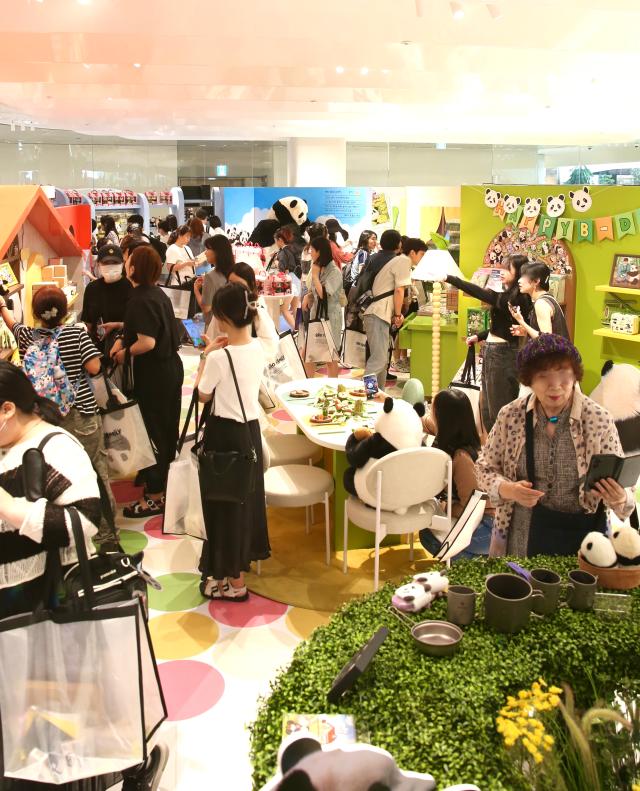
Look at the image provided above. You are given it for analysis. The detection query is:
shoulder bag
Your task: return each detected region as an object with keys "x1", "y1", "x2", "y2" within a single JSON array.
[
  {"x1": 524, "y1": 397, "x2": 606, "y2": 557},
  {"x1": 196, "y1": 348, "x2": 258, "y2": 504}
]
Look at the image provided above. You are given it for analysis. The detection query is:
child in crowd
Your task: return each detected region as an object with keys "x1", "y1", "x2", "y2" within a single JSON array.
[
  {"x1": 419, "y1": 388, "x2": 494, "y2": 559},
  {"x1": 196, "y1": 283, "x2": 269, "y2": 602}
]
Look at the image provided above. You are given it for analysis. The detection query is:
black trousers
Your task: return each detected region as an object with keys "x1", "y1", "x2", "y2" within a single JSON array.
[{"x1": 134, "y1": 355, "x2": 183, "y2": 493}]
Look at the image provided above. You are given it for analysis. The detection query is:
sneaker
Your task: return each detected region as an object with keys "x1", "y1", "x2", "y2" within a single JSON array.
[
  {"x1": 389, "y1": 361, "x2": 403, "y2": 373},
  {"x1": 98, "y1": 541, "x2": 122, "y2": 554},
  {"x1": 386, "y1": 371, "x2": 397, "y2": 382},
  {"x1": 199, "y1": 577, "x2": 222, "y2": 600},
  {"x1": 221, "y1": 580, "x2": 249, "y2": 602},
  {"x1": 122, "y1": 743, "x2": 169, "y2": 791},
  {"x1": 398, "y1": 358, "x2": 411, "y2": 373}
]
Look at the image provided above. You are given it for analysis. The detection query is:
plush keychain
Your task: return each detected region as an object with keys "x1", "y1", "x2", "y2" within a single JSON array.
[
  {"x1": 579, "y1": 532, "x2": 618, "y2": 568},
  {"x1": 392, "y1": 571, "x2": 449, "y2": 613},
  {"x1": 610, "y1": 526, "x2": 640, "y2": 568}
]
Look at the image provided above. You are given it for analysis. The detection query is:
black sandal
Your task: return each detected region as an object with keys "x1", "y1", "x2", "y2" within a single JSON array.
[{"x1": 123, "y1": 497, "x2": 165, "y2": 519}]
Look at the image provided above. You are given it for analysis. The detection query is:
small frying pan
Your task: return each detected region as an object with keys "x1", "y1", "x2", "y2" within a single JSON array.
[{"x1": 389, "y1": 607, "x2": 463, "y2": 657}]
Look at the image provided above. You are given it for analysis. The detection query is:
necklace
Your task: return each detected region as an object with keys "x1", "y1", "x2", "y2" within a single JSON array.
[{"x1": 538, "y1": 404, "x2": 566, "y2": 425}]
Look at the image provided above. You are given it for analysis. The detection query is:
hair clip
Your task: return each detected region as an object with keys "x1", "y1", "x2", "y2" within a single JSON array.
[
  {"x1": 243, "y1": 289, "x2": 259, "y2": 319},
  {"x1": 41, "y1": 308, "x2": 58, "y2": 320}
]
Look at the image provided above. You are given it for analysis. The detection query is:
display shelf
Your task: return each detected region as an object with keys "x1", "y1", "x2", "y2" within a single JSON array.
[
  {"x1": 4, "y1": 283, "x2": 23, "y2": 297},
  {"x1": 595, "y1": 284, "x2": 640, "y2": 297},
  {"x1": 593, "y1": 327, "x2": 640, "y2": 343}
]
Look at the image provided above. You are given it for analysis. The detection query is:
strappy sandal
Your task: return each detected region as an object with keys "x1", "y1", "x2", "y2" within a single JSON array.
[
  {"x1": 199, "y1": 577, "x2": 222, "y2": 600},
  {"x1": 220, "y1": 580, "x2": 249, "y2": 602},
  {"x1": 123, "y1": 497, "x2": 165, "y2": 519}
]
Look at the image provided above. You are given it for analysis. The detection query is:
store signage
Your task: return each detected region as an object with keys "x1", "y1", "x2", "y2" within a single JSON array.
[{"x1": 216, "y1": 164, "x2": 228, "y2": 177}]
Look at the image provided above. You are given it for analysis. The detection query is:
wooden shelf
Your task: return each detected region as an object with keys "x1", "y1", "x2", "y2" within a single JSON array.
[
  {"x1": 595, "y1": 284, "x2": 640, "y2": 297},
  {"x1": 3, "y1": 283, "x2": 23, "y2": 297},
  {"x1": 593, "y1": 328, "x2": 640, "y2": 343}
]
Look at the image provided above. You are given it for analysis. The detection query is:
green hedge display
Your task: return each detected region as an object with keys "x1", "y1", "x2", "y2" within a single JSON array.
[{"x1": 250, "y1": 557, "x2": 640, "y2": 790}]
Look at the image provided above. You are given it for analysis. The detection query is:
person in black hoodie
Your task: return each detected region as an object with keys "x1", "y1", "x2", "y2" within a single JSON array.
[{"x1": 444, "y1": 254, "x2": 531, "y2": 433}]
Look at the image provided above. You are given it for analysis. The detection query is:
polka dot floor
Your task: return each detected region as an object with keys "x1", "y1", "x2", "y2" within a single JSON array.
[{"x1": 113, "y1": 350, "x2": 333, "y2": 791}]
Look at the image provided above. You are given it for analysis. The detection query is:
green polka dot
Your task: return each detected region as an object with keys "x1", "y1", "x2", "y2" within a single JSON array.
[
  {"x1": 118, "y1": 529, "x2": 149, "y2": 555},
  {"x1": 148, "y1": 572, "x2": 205, "y2": 612}
]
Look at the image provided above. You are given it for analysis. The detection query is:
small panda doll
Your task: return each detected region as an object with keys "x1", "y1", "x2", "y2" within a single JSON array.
[
  {"x1": 611, "y1": 526, "x2": 640, "y2": 567},
  {"x1": 579, "y1": 531, "x2": 617, "y2": 568},
  {"x1": 343, "y1": 397, "x2": 425, "y2": 515}
]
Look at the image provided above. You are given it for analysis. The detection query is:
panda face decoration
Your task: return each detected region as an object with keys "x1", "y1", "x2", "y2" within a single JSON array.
[
  {"x1": 503, "y1": 195, "x2": 521, "y2": 214},
  {"x1": 277, "y1": 196, "x2": 309, "y2": 225},
  {"x1": 569, "y1": 186, "x2": 592, "y2": 212},
  {"x1": 523, "y1": 197, "x2": 542, "y2": 219},
  {"x1": 484, "y1": 188, "x2": 501, "y2": 208},
  {"x1": 546, "y1": 194, "x2": 566, "y2": 218}
]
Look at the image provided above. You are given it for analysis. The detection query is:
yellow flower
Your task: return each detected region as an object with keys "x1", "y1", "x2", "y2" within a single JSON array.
[{"x1": 549, "y1": 685, "x2": 562, "y2": 695}]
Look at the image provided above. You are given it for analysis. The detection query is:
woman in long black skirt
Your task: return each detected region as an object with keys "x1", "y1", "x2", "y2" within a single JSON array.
[{"x1": 196, "y1": 282, "x2": 269, "y2": 602}]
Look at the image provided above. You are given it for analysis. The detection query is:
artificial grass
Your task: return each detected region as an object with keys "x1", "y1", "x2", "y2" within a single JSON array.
[{"x1": 250, "y1": 556, "x2": 640, "y2": 790}]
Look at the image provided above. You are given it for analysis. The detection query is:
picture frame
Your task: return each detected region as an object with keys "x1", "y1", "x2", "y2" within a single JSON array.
[{"x1": 610, "y1": 254, "x2": 640, "y2": 290}]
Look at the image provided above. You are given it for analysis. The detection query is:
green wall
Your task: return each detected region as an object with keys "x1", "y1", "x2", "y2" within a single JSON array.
[{"x1": 460, "y1": 185, "x2": 640, "y2": 392}]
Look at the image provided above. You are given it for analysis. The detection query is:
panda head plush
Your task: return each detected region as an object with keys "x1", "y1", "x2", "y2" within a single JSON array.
[
  {"x1": 569, "y1": 186, "x2": 592, "y2": 212},
  {"x1": 249, "y1": 196, "x2": 311, "y2": 248},
  {"x1": 590, "y1": 361, "x2": 640, "y2": 455},
  {"x1": 261, "y1": 732, "x2": 480, "y2": 791},
  {"x1": 376, "y1": 397, "x2": 425, "y2": 451},
  {"x1": 579, "y1": 532, "x2": 617, "y2": 568},
  {"x1": 503, "y1": 194, "x2": 521, "y2": 214},
  {"x1": 611, "y1": 526, "x2": 640, "y2": 567},
  {"x1": 484, "y1": 188, "x2": 501, "y2": 209},
  {"x1": 523, "y1": 197, "x2": 542, "y2": 219},
  {"x1": 546, "y1": 194, "x2": 566, "y2": 218}
]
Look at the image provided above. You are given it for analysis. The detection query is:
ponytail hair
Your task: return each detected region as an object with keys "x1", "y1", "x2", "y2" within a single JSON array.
[
  {"x1": 168, "y1": 224, "x2": 191, "y2": 246},
  {"x1": 0, "y1": 361, "x2": 62, "y2": 426}
]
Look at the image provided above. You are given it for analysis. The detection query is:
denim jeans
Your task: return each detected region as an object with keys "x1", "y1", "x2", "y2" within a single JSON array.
[
  {"x1": 63, "y1": 408, "x2": 118, "y2": 545},
  {"x1": 419, "y1": 515, "x2": 493, "y2": 561},
  {"x1": 363, "y1": 314, "x2": 391, "y2": 391},
  {"x1": 481, "y1": 343, "x2": 519, "y2": 434}
]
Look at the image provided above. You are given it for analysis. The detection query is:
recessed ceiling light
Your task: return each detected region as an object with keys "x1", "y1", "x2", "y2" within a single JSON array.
[
  {"x1": 82, "y1": 63, "x2": 91, "y2": 69},
  {"x1": 335, "y1": 66, "x2": 345, "y2": 74},
  {"x1": 450, "y1": 1, "x2": 464, "y2": 20},
  {"x1": 77, "y1": 0, "x2": 92, "y2": 5},
  {"x1": 382, "y1": 68, "x2": 391, "y2": 75},
  {"x1": 133, "y1": 63, "x2": 141, "y2": 68},
  {"x1": 360, "y1": 66, "x2": 369, "y2": 76},
  {"x1": 106, "y1": 97, "x2": 112, "y2": 102},
  {"x1": 401, "y1": 40, "x2": 413, "y2": 46}
]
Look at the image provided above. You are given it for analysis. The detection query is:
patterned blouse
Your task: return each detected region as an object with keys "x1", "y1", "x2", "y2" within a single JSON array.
[{"x1": 476, "y1": 389, "x2": 636, "y2": 557}]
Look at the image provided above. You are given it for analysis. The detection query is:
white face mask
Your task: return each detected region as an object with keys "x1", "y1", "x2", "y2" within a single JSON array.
[{"x1": 100, "y1": 264, "x2": 123, "y2": 283}]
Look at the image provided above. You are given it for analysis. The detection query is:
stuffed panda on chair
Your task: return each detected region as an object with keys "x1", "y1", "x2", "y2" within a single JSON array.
[
  {"x1": 343, "y1": 397, "x2": 426, "y2": 515},
  {"x1": 249, "y1": 196, "x2": 311, "y2": 248}
]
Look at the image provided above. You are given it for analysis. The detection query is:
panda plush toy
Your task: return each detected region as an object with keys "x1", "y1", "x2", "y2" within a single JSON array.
[
  {"x1": 579, "y1": 531, "x2": 618, "y2": 568},
  {"x1": 590, "y1": 360, "x2": 640, "y2": 528},
  {"x1": 344, "y1": 397, "x2": 426, "y2": 515},
  {"x1": 260, "y1": 733, "x2": 480, "y2": 791},
  {"x1": 249, "y1": 196, "x2": 311, "y2": 248}
]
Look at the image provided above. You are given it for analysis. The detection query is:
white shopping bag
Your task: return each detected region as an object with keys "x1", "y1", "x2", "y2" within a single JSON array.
[
  {"x1": 341, "y1": 327, "x2": 367, "y2": 369},
  {"x1": 303, "y1": 318, "x2": 340, "y2": 364},
  {"x1": 260, "y1": 330, "x2": 307, "y2": 409},
  {"x1": 163, "y1": 446, "x2": 206, "y2": 540}
]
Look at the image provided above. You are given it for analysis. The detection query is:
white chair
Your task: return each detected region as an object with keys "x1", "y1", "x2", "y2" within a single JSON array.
[
  {"x1": 343, "y1": 447, "x2": 452, "y2": 591},
  {"x1": 263, "y1": 433, "x2": 323, "y2": 466},
  {"x1": 264, "y1": 463, "x2": 335, "y2": 566},
  {"x1": 433, "y1": 490, "x2": 487, "y2": 566}
]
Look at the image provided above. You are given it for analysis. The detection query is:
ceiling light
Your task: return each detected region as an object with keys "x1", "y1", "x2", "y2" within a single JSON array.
[
  {"x1": 382, "y1": 68, "x2": 391, "y2": 75},
  {"x1": 450, "y1": 1, "x2": 464, "y2": 20},
  {"x1": 415, "y1": 0, "x2": 424, "y2": 16},
  {"x1": 10, "y1": 122, "x2": 15, "y2": 132},
  {"x1": 133, "y1": 63, "x2": 141, "y2": 68},
  {"x1": 82, "y1": 63, "x2": 91, "y2": 69},
  {"x1": 76, "y1": 0, "x2": 92, "y2": 5},
  {"x1": 486, "y1": 3, "x2": 501, "y2": 19},
  {"x1": 335, "y1": 66, "x2": 344, "y2": 74},
  {"x1": 360, "y1": 66, "x2": 369, "y2": 76},
  {"x1": 436, "y1": 143, "x2": 447, "y2": 150},
  {"x1": 106, "y1": 97, "x2": 112, "y2": 102}
]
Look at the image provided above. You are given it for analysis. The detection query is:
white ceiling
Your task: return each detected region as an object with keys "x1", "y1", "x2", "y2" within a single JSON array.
[{"x1": 2, "y1": 0, "x2": 640, "y2": 144}]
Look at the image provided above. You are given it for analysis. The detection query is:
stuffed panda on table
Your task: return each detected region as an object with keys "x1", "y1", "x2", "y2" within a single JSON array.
[
  {"x1": 344, "y1": 397, "x2": 426, "y2": 514},
  {"x1": 590, "y1": 360, "x2": 640, "y2": 528},
  {"x1": 249, "y1": 196, "x2": 311, "y2": 248}
]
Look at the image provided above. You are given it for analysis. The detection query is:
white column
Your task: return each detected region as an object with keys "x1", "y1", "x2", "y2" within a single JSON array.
[{"x1": 287, "y1": 138, "x2": 346, "y2": 187}]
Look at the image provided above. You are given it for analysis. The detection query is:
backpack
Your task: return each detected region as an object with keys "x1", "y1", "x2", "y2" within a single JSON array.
[
  {"x1": 23, "y1": 328, "x2": 78, "y2": 417},
  {"x1": 349, "y1": 252, "x2": 396, "y2": 320},
  {"x1": 342, "y1": 249, "x2": 367, "y2": 294}
]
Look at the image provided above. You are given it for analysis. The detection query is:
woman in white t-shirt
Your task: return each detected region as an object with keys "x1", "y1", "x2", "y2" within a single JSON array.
[
  {"x1": 164, "y1": 224, "x2": 195, "y2": 284},
  {"x1": 195, "y1": 282, "x2": 269, "y2": 602}
]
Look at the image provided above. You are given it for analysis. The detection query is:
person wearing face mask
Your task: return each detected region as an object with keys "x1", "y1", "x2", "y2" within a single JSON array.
[{"x1": 81, "y1": 243, "x2": 133, "y2": 357}]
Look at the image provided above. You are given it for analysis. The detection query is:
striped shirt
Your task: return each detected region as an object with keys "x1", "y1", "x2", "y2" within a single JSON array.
[
  {"x1": 0, "y1": 423, "x2": 100, "y2": 591},
  {"x1": 14, "y1": 324, "x2": 101, "y2": 415}
]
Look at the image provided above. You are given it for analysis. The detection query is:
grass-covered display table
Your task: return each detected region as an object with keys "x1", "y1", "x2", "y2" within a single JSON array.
[{"x1": 250, "y1": 556, "x2": 640, "y2": 790}]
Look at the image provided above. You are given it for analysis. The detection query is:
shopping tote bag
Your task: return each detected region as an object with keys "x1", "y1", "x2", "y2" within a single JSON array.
[
  {"x1": 260, "y1": 330, "x2": 307, "y2": 410},
  {"x1": 95, "y1": 372, "x2": 156, "y2": 478},
  {"x1": 0, "y1": 510, "x2": 166, "y2": 785},
  {"x1": 163, "y1": 392, "x2": 206, "y2": 540},
  {"x1": 341, "y1": 327, "x2": 367, "y2": 369},
  {"x1": 303, "y1": 298, "x2": 340, "y2": 365}
]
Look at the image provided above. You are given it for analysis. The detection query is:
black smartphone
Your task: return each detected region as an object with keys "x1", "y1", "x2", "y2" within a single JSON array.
[{"x1": 585, "y1": 453, "x2": 640, "y2": 491}]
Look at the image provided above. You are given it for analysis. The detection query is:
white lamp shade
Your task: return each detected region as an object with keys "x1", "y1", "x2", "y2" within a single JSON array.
[{"x1": 412, "y1": 249, "x2": 464, "y2": 281}]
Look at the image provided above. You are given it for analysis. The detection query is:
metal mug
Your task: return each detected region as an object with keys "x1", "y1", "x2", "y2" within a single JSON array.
[
  {"x1": 530, "y1": 568, "x2": 562, "y2": 615},
  {"x1": 447, "y1": 585, "x2": 477, "y2": 627},
  {"x1": 484, "y1": 573, "x2": 544, "y2": 634},
  {"x1": 566, "y1": 569, "x2": 598, "y2": 611}
]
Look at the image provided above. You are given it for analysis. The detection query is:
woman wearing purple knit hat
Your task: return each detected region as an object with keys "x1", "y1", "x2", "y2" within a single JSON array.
[{"x1": 477, "y1": 334, "x2": 636, "y2": 557}]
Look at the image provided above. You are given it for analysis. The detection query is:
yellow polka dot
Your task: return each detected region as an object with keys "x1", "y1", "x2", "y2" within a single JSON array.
[
  {"x1": 150, "y1": 612, "x2": 219, "y2": 660},
  {"x1": 285, "y1": 608, "x2": 332, "y2": 639},
  {"x1": 210, "y1": 627, "x2": 298, "y2": 679}
]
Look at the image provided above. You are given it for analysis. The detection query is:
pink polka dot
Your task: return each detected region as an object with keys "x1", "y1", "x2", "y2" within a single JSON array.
[
  {"x1": 208, "y1": 593, "x2": 287, "y2": 628},
  {"x1": 272, "y1": 409, "x2": 293, "y2": 421},
  {"x1": 158, "y1": 660, "x2": 225, "y2": 721},
  {"x1": 111, "y1": 480, "x2": 144, "y2": 505},
  {"x1": 144, "y1": 515, "x2": 179, "y2": 541}
]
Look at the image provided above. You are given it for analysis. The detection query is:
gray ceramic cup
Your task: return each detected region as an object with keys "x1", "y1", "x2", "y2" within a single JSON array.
[
  {"x1": 484, "y1": 573, "x2": 544, "y2": 634},
  {"x1": 530, "y1": 568, "x2": 562, "y2": 615},
  {"x1": 447, "y1": 585, "x2": 477, "y2": 627},
  {"x1": 566, "y1": 569, "x2": 597, "y2": 611}
]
